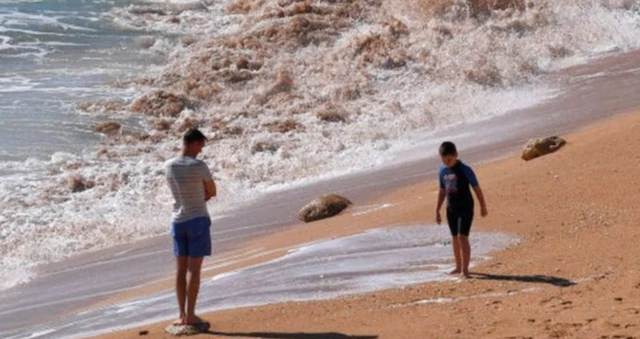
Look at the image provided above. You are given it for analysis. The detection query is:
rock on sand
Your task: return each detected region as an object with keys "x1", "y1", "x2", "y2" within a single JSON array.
[
  {"x1": 521, "y1": 136, "x2": 566, "y2": 161},
  {"x1": 298, "y1": 194, "x2": 352, "y2": 222}
]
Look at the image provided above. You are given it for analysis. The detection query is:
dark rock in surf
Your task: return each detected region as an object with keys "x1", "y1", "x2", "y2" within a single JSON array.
[
  {"x1": 316, "y1": 108, "x2": 348, "y2": 123},
  {"x1": 67, "y1": 174, "x2": 94, "y2": 193},
  {"x1": 92, "y1": 121, "x2": 121, "y2": 135}
]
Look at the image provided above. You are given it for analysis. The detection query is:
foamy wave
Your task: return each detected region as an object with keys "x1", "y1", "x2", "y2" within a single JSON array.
[
  {"x1": 0, "y1": 74, "x2": 39, "y2": 92},
  {"x1": 108, "y1": 0, "x2": 233, "y2": 35},
  {"x1": 110, "y1": 0, "x2": 640, "y2": 189},
  {"x1": 0, "y1": 258, "x2": 32, "y2": 291},
  {"x1": 0, "y1": 10, "x2": 97, "y2": 33}
]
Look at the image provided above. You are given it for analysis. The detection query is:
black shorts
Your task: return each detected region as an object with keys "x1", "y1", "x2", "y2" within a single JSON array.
[{"x1": 447, "y1": 208, "x2": 474, "y2": 237}]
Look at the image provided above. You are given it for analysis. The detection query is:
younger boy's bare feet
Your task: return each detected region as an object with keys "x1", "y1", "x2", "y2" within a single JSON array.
[
  {"x1": 448, "y1": 268, "x2": 461, "y2": 275},
  {"x1": 460, "y1": 271, "x2": 471, "y2": 279},
  {"x1": 172, "y1": 317, "x2": 185, "y2": 325}
]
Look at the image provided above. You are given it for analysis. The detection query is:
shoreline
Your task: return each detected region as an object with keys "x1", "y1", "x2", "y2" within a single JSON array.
[{"x1": 90, "y1": 108, "x2": 640, "y2": 339}]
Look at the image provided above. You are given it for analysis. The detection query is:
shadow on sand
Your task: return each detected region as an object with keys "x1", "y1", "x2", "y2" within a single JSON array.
[
  {"x1": 471, "y1": 272, "x2": 576, "y2": 287},
  {"x1": 206, "y1": 331, "x2": 378, "y2": 339}
]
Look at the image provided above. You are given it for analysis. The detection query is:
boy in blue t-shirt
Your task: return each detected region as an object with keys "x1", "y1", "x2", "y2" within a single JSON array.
[{"x1": 435, "y1": 141, "x2": 488, "y2": 279}]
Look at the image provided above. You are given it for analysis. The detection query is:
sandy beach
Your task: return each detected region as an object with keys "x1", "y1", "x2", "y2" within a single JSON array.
[
  {"x1": 86, "y1": 109, "x2": 640, "y2": 339},
  {"x1": 2, "y1": 1, "x2": 640, "y2": 338}
]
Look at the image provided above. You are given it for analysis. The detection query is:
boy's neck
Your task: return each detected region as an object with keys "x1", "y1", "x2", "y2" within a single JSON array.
[{"x1": 181, "y1": 150, "x2": 198, "y2": 158}]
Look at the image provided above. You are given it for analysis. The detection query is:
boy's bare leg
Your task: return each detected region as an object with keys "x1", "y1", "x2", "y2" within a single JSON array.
[
  {"x1": 449, "y1": 236, "x2": 462, "y2": 274},
  {"x1": 460, "y1": 236, "x2": 471, "y2": 278},
  {"x1": 186, "y1": 257, "x2": 205, "y2": 325},
  {"x1": 175, "y1": 256, "x2": 188, "y2": 324}
]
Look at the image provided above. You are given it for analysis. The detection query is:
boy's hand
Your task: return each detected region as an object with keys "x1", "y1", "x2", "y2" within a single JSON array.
[
  {"x1": 436, "y1": 188, "x2": 446, "y2": 225},
  {"x1": 481, "y1": 207, "x2": 488, "y2": 217}
]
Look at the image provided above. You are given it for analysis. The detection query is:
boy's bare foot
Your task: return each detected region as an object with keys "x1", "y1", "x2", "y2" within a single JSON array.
[
  {"x1": 448, "y1": 268, "x2": 461, "y2": 275},
  {"x1": 172, "y1": 317, "x2": 185, "y2": 325},
  {"x1": 460, "y1": 272, "x2": 471, "y2": 279}
]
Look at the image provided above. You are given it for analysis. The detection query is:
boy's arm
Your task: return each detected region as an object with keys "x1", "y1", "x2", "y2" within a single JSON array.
[
  {"x1": 472, "y1": 185, "x2": 488, "y2": 217},
  {"x1": 463, "y1": 164, "x2": 488, "y2": 217},
  {"x1": 436, "y1": 167, "x2": 446, "y2": 224},
  {"x1": 201, "y1": 163, "x2": 217, "y2": 201},
  {"x1": 436, "y1": 188, "x2": 446, "y2": 224},
  {"x1": 204, "y1": 179, "x2": 216, "y2": 201}
]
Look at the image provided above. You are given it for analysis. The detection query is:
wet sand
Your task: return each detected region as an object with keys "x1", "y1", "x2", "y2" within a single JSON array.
[
  {"x1": 1, "y1": 49, "x2": 640, "y2": 338},
  {"x1": 93, "y1": 108, "x2": 640, "y2": 339}
]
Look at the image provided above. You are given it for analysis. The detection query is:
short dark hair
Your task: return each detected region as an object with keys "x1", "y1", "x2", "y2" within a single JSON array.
[
  {"x1": 439, "y1": 141, "x2": 457, "y2": 156},
  {"x1": 183, "y1": 128, "x2": 207, "y2": 144}
]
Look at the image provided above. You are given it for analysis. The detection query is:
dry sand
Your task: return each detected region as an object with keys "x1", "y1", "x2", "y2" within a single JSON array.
[{"x1": 92, "y1": 110, "x2": 640, "y2": 339}]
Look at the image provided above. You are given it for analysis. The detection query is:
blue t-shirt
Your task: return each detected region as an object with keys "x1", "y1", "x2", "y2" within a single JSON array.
[{"x1": 439, "y1": 160, "x2": 478, "y2": 211}]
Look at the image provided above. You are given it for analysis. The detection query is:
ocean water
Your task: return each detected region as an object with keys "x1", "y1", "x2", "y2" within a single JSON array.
[
  {"x1": 0, "y1": 225, "x2": 517, "y2": 339},
  {"x1": 0, "y1": 0, "x2": 172, "y2": 289},
  {"x1": 0, "y1": 0, "x2": 162, "y2": 164},
  {"x1": 1, "y1": 0, "x2": 640, "y2": 291}
]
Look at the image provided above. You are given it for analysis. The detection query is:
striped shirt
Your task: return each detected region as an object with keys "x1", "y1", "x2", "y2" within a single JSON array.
[{"x1": 164, "y1": 156, "x2": 213, "y2": 223}]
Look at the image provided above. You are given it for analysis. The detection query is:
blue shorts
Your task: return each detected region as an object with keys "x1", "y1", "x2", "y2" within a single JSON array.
[{"x1": 171, "y1": 216, "x2": 212, "y2": 257}]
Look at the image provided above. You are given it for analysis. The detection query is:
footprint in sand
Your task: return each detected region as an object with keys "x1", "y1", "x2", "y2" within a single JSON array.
[
  {"x1": 545, "y1": 322, "x2": 584, "y2": 338},
  {"x1": 539, "y1": 297, "x2": 574, "y2": 310}
]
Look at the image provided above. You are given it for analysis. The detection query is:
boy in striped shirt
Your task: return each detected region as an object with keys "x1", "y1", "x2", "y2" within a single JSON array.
[{"x1": 165, "y1": 128, "x2": 216, "y2": 326}]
